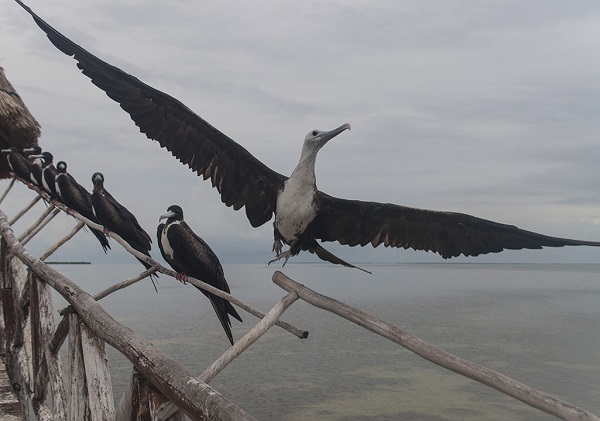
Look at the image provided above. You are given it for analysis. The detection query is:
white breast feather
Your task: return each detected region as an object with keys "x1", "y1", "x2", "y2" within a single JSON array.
[
  {"x1": 276, "y1": 177, "x2": 317, "y2": 241},
  {"x1": 54, "y1": 177, "x2": 62, "y2": 197},
  {"x1": 161, "y1": 221, "x2": 181, "y2": 260}
]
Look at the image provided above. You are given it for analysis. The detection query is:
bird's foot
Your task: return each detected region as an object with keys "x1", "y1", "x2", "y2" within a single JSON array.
[
  {"x1": 268, "y1": 250, "x2": 291, "y2": 267},
  {"x1": 272, "y1": 238, "x2": 283, "y2": 255},
  {"x1": 102, "y1": 227, "x2": 111, "y2": 235},
  {"x1": 175, "y1": 272, "x2": 189, "y2": 284}
]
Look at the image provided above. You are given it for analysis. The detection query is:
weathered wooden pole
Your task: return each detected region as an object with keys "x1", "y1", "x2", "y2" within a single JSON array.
[
  {"x1": 0, "y1": 177, "x2": 15, "y2": 205},
  {"x1": 8, "y1": 195, "x2": 42, "y2": 225},
  {"x1": 1, "y1": 241, "x2": 35, "y2": 419},
  {"x1": 273, "y1": 271, "x2": 600, "y2": 421},
  {"x1": 38, "y1": 221, "x2": 84, "y2": 261},
  {"x1": 67, "y1": 313, "x2": 114, "y2": 421},
  {"x1": 19, "y1": 207, "x2": 60, "y2": 245},
  {"x1": 117, "y1": 367, "x2": 185, "y2": 421},
  {"x1": 0, "y1": 211, "x2": 256, "y2": 421},
  {"x1": 30, "y1": 272, "x2": 67, "y2": 420},
  {"x1": 157, "y1": 290, "x2": 299, "y2": 420}
]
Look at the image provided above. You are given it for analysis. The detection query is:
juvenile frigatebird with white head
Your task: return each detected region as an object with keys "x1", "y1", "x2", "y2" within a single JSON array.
[
  {"x1": 158, "y1": 205, "x2": 242, "y2": 346},
  {"x1": 16, "y1": 1, "x2": 600, "y2": 268},
  {"x1": 269, "y1": 123, "x2": 370, "y2": 272}
]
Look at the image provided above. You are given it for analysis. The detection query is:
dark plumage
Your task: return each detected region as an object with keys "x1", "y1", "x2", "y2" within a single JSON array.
[
  {"x1": 54, "y1": 161, "x2": 110, "y2": 253},
  {"x1": 26, "y1": 146, "x2": 45, "y2": 189},
  {"x1": 28, "y1": 151, "x2": 58, "y2": 199},
  {"x1": 158, "y1": 205, "x2": 242, "y2": 346},
  {"x1": 91, "y1": 172, "x2": 156, "y2": 278},
  {"x1": 1, "y1": 146, "x2": 33, "y2": 182},
  {"x1": 17, "y1": 2, "x2": 600, "y2": 270}
]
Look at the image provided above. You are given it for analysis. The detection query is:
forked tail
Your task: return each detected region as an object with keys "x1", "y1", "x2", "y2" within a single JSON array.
[{"x1": 312, "y1": 242, "x2": 372, "y2": 274}]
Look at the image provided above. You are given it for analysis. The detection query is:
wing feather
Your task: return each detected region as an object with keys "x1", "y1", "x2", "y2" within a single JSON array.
[
  {"x1": 17, "y1": 1, "x2": 285, "y2": 228},
  {"x1": 314, "y1": 193, "x2": 600, "y2": 258}
]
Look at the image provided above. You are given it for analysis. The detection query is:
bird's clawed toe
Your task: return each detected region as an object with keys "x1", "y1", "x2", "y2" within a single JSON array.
[
  {"x1": 268, "y1": 250, "x2": 291, "y2": 267},
  {"x1": 175, "y1": 272, "x2": 189, "y2": 284}
]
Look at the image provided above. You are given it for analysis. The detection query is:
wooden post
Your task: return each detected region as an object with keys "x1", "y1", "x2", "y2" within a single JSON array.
[
  {"x1": 30, "y1": 272, "x2": 67, "y2": 420},
  {"x1": 130, "y1": 367, "x2": 185, "y2": 421},
  {"x1": 2, "y1": 250, "x2": 35, "y2": 420},
  {"x1": 29, "y1": 273, "x2": 43, "y2": 401},
  {"x1": 67, "y1": 313, "x2": 115, "y2": 421},
  {"x1": 0, "y1": 238, "x2": 16, "y2": 356},
  {"x1": 67, "y1": 313, "x2": 86, "y2": 421}
]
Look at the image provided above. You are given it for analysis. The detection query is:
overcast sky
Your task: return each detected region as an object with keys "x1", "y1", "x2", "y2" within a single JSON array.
[{"x1": 1, "y1": 0, "x2": 600, "y2": 265}]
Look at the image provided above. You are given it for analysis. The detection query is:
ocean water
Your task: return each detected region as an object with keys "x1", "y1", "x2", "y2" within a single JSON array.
[{"x1": 49, "y1": 262, "x2": 600, "y2": 420}]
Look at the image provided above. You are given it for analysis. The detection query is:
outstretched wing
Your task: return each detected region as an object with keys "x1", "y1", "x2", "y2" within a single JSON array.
[
  {"x1": 17, "y1": 0, "x2": 285, "y2": 227},
  {"x1": 314, "y1": 193, "x2": 600, "y2": 258}
]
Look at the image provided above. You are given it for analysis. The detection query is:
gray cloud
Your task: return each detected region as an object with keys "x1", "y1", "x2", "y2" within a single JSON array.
[{"x1": 2, "y1": 0, "x2": 599, "y2": 264}]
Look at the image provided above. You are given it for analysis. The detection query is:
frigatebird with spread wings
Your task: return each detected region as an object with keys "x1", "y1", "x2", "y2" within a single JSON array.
[{"x1": 16, "y1": 1, "x2": 600, "y2": 271}]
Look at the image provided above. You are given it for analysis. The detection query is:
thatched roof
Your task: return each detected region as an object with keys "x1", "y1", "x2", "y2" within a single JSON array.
[{"x1": 0, "y1": 65, "x2": 40, "y2": 179}]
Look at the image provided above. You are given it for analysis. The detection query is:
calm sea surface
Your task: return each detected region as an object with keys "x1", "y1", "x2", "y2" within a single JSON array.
[{"x1": 49, "y1": 263, "x2": 600, "y2": 420}]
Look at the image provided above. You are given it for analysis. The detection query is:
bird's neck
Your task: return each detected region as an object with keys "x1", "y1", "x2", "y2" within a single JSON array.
[{"x1": 290, "y1": 146, "x2": 318, "y2": 185}]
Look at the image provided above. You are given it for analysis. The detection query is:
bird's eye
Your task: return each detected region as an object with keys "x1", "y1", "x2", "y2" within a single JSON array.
[{"x1": 311, "y1": 130, "x2": 319, "y2": 136}]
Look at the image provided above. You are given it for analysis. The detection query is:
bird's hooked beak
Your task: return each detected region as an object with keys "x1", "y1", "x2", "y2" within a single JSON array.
[
  {"x1": 159, "y1": 210, "x2": 177, "y2": 222},
  {"x1": 92, "y1": 173, "x2": 104, "y2": 185},
  {"x1": 319, "y1": 123, "x2": 351, "y2": 144}
]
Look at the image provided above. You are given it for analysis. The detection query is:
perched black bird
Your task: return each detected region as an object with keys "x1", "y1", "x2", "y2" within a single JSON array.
[
  {"x1": 1, "y1": 147, "x2": 34, "y2": 182},
  {"x1": 25, "y1": 145, "x2": 45, "y2": 188},
  {"x1": 28, "y1": 151, "x2": 58, "y2": 199},
  {"x1": 54, "y1": 161, "x2": 110, "y2": 253},
  {"x1": 17, "y1": 2, "x2": 600, "y2": 270},
  {"x1": 158, "y1": 205, "x2": 242, "y2": 346},
  {"x1": 91, "y1": 172, "x2": 156, "y2": 279}
]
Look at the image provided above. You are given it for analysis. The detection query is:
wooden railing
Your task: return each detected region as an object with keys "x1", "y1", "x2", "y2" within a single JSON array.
[{"x1": 0, "y1": 178, "x2": 599, "y2": 421}]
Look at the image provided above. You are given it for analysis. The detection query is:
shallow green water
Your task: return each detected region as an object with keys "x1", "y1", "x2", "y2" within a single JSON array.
[{"x1": 51, "y1": 263, "x2": 600, "y2": 420}]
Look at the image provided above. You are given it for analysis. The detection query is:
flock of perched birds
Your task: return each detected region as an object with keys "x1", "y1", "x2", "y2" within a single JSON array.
[
  {"x1": 2, "y1": 146, "x2": 241, "y2": 346},
  {"x1": 8, "y1": 1, "x2": 600, "y2": 347}
]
